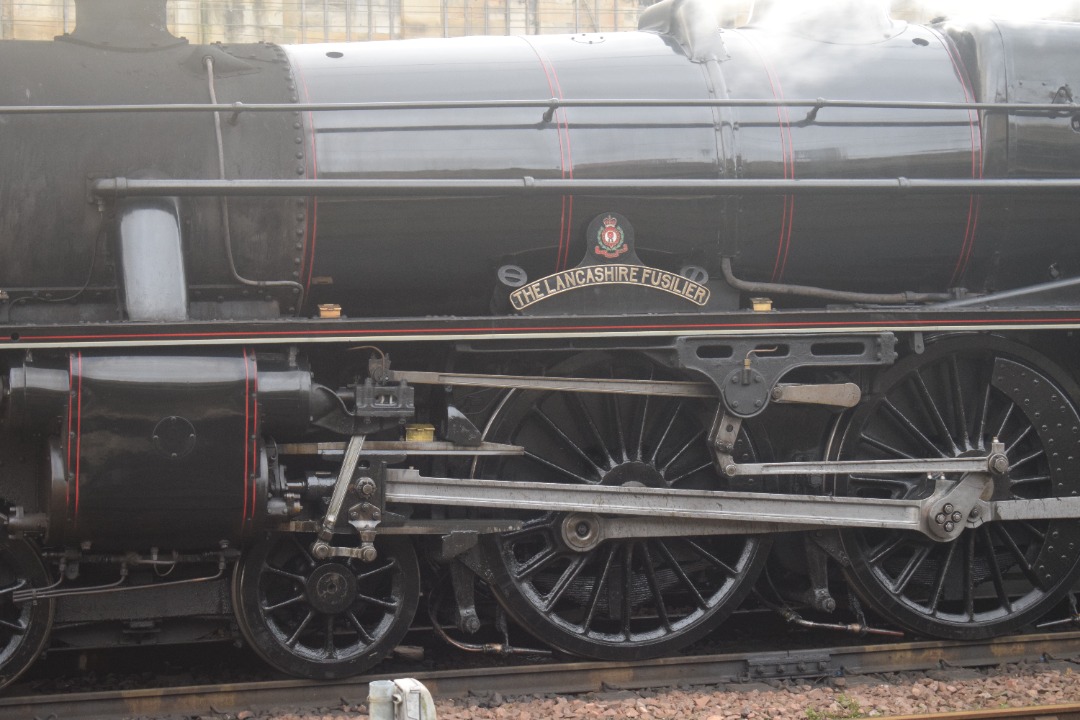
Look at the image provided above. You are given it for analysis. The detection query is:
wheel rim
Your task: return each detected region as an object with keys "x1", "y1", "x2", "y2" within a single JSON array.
[
  {"x1": 836, "y1": 337, "x2": 1080, "y2": 638},
  {"x1": 233, "y1": 533, "x2": 419, "y2": 679},
  {"x1": 479, "y1": 353, "x2": 770, "y2": 660},
  {"x1": 0, "y1": 539, "x2": 54, "y2": 689}
]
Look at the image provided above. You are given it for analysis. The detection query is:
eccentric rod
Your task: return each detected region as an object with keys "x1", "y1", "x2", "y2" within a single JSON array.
[{"x1": 92, "y1": 177, "x2": 1080, "y2": 199}]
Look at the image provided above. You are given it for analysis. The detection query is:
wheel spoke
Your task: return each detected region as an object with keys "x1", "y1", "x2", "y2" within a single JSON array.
[
  {"x1": 655, "y1": 540, "x2": 707, "y2": 609},
  {"x1": 949, "y1": 356, "x2": 971, "y2": 452},
  {"x1": 286, "y1": 610, "x2": 316, "y2": 647},
  {"x1": 288, "y1": 534, "x2": 317, "y2": 569},
  {"x1": 866, "y1": 533, "x2": 907, "y2": 564},
  {"x1": 1009, "y1": 447, "x2": 1045, "y2": 473},
  {"x1": 569, "y1": 393, "x2": 617, "y2": 467},
  {"x1": 912, "y1": 371, "x2": 961, "y2": 456},
  {"x1": 847, "y1": 474, "x2": 921, "y2": 497},
  {"x1": 640, "y1": 543, "x2": 672, "y2": 632},
  {"x1": 889, "y1": 542, "x2": 932, "y2": 595},
  {"x1": 975, "y1": 382, "x2": 992, "y2": 451},
  {"x1": 991, "y1": 524, "x2": 1044, "y2": 590},
  {"x1": 927, "y1": 541, "x2": 958, "y2": 614},
  {"x1": 1017, "y1": 521, "x2": 1047, "y2": 541},
  {"x1": 357, "y1": 559, "x2": 397, "y2": 582},
  {"x1": 963, "y1": 530, "x2": 976, "y2": 619},
  {"x1": 882, "y1": 400, "x2": 949, "y2": 458},
  {"x1": 498, "y1": 519, "x2": 554, "y2": 541},
  {"x1": 531, "y1": 407, "x2": 605, "y2": 476},
  {"x1": 325, "y1": 615, "x2": 337, "y2": 658},
  {"x1": 262, "y1": 564, "x2": 306, "y2": 584},
  {"x1": 980, "y1": 526, "x2": 1012, "y2": 612},
  {"x1": 621, "y1": 543, "x2": 635, "y2": 638},
  {"x1": 859, "y1": 433, "x2": 916, "y2": 460},
  {"x1": 348, "y1": 611, "x2": 376, "y2": 645},
  {"x1": 356, "y1": 592, "x2": 399, "y2": 610},
  {"x1": 648, "y1": 402, "x2": 683, "y2": 466},
  {"x1": 660, "y1": 428, "x2": 706, "y2": 475},
  {"x1": 636, "y1": 385, "x2": 653, "y2": 463},
  {"x1": 610, "y1": 392, "x2": 629, "y2": 463},
  {"x1": 995, "y1": 401, "x2": 1016, "y2": 441},
  {"x1": 1010, "y1": 474, "x2": 1051, "y2": 488},
  {"x1": 261, "y1": 593, "x2": 306, "y2": 614},
  {"x1": 678, "y1": 538, "x2": 738, "y2": 576},
  {"x1": 0, "y1": 618, "x2": 26, "y2": 634},
  {"x1": 1004, "y1": 423, "x2": 1034, "y2": 456},
  {"x1": 524, "y1": 451, "x2": 595, "y2": 484},
  {"x1": 512, "y1": 545, "x2": 559, "y2": 580},
  {"x1": 542, "y1": 555, "x2": 588, "y2": 612},
  {"x1": 582, "y1": 547, "x2": 616, "y2": 632},
  {"x1": 666, "y1": 461, "x2": 714, "y2": 487}
]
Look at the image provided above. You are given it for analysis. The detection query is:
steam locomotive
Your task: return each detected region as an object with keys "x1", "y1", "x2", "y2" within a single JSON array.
[{"x1": 1, "y1": 0, "x2": 1079, "y2": 687}]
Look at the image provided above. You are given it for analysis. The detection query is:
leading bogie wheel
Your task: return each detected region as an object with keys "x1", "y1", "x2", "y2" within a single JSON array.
[
  {"x1": 477, "y1": 353, "x2": 771, "y2": 660},
  {"x1": 836, "y1": 335, "x2": 1080, "y2": 639},
  {"x1": 0, "y1": 538, "x2": 54, "y2": 690},
  {"x1": 232, "y1": 533, "x2": 419, "y2": 680}
]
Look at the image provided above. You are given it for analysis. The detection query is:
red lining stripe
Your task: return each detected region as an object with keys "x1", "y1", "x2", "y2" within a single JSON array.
[
  {"x1": 74, "y1": 352, "x2": 82, "y2": 526},
  {"x1": 740, "y1": 33, "x2": 796, "y2": 282},
  {"x1": 250, "y1": 355, "x2": 259, "y2": 522},
  {"x1": 522, "y1": 38, "x2": 575, "y2": 271},
  {"x1": 66, "y1": 354, "x2": 73, "y2": 515},
  {"x1": 937, "y1": 31, "x2": 983, "y2": 286},
  {"x1": 242, "y1": 348, "x2": 251, "y2": 529}
]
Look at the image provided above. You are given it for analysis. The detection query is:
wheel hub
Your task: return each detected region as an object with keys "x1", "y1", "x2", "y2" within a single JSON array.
[
  {"x1": 561, "y1": 513, "x2": 603, "y2": 552},
  {"x1": 601, "y1": 461, "x2": 665, "y2": 488},
  {"x1": 305, "y1": 563, "x2": 358, "y2": 614}
]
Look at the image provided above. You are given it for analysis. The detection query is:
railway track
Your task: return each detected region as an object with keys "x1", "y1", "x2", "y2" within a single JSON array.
[
  {"x1": 883, "y1": 706, "x2": 1080, "y2": 720},
  {"x1": 4, "y1": 631, "x2": 1080, "y2": 720}
]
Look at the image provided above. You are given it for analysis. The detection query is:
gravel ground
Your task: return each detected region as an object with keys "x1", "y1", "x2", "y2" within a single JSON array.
[{"x1": 223, "y1": 662, "x2": 1080, "y2": 720}]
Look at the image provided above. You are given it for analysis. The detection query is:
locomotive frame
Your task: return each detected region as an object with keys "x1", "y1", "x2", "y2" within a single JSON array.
[{"x1": 2, "y1": 0, "x2": 1080, "y2": 689}]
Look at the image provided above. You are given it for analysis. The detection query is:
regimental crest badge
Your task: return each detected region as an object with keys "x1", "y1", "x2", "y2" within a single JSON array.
[{"x1": 594, "y1": 215, "x2": 629, "y2": 259}]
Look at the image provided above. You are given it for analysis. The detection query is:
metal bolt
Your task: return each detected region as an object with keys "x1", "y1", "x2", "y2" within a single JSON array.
[
  {"x1": 951, "y1": 511, "x2": 963, "y2": 523},
  {"x1": 724, "y1": 464, "x2": 738, "y2": 477},
  {"x1": 943, "y1": 503, "x2": 954, "y2": 514},
  {"x1": 990, "y1": 455, "x2": 1010, "y2": 475},
  {"x1": 935, "y1": 513, "x2": 946, "y2": 525},
  {"x1": 944, "y1": 521, "x2": 955, "y2": 532},
  {"x1": 359, "y1": 545, "x2": 377, "y2": 562},
  {"x1": 969, "y1": 507, "x2": 981, "y2": 519}
]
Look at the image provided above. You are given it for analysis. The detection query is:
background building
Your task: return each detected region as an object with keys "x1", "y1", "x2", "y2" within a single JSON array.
[{"x1": 1, "y1": 0, "x2": 1079, "y2": 43}]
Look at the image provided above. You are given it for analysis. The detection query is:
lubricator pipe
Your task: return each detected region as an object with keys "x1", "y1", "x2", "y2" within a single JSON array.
[{"x1": 720, "y1": 258, "x2": 955, "y2": 305}]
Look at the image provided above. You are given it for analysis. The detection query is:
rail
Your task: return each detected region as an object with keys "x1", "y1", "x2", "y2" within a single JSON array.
[{"x1": 2, "y1": 631, "x2": 1079, "y2": 720}]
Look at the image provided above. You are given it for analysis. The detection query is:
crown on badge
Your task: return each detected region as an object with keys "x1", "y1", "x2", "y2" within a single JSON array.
[{"x1": 602, "y1": 215, "x2": 618, "y2": 228}]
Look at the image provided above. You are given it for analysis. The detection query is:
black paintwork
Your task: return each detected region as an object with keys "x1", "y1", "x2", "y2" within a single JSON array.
[{"x1": 2, "y1": 9, "x2": 1077, "y2": 324}]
